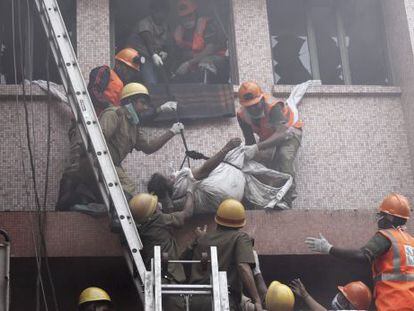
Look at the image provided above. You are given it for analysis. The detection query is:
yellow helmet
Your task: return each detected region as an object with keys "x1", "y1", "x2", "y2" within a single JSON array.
[
  {"x1": 120, "y1": 83, "x2": 150, "y2": 100},
  {"x1": 129, "y1": 193, "x2": 158, "y2": 222},
  {"x1": 265, "y1": 281, "x2": 295, "y2": 311},
  {"x1": 215, "y1": 199, "x2": 246, "y2": 228},
  {"x1": 78, "y1": 287, "x2": 111, "y2": 305}
]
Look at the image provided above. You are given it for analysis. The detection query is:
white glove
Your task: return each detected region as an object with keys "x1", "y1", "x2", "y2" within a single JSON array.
[
  {"x1": 159, "y1": 101, "x2": 177, "y2": 113},
  {"x1": 243, "y1": 144, "x2": 258, "y2": 160},
  {"x1": 252, "y1": 250, "x2": 261, "y2": 275},
  {"x1": 159, "y1": 51, "x2": 168, "y2": 61},
  {"x1": 305, "y1": 233, "x2": 332, "y2": 254},
  {"x1": 176, "y1": 61, "x2": 191, "y2": 75},
  {"x1": 169, "y1": 122, "x2": 184, "y2": 135},
  {"x1": 152, "y1": 53, "x2": 164, "y2": 67}
]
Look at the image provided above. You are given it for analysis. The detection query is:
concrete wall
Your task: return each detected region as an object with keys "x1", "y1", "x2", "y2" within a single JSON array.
[{"x1": 1, "y1": 0, "x2": 414, "y2": 213}]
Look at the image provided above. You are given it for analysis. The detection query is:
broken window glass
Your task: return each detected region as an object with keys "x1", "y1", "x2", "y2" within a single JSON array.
[
  {"x1": 267, "y1": 0, "x2": 391, "y2": 85},
  {"x1": 267, "y1": 0, "x2": 312, "y2": 85}
]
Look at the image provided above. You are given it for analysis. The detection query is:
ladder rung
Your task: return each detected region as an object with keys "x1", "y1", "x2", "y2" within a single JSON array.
[
  {"x1": 161, "y1": 284, "x2": 212, "y2": 289},
  {"x1": 161, "y1": 290, "x2": 212, "y2": 295},
  {"x1": 167, "y1": 260, "x2": 205, "y2": 264}
]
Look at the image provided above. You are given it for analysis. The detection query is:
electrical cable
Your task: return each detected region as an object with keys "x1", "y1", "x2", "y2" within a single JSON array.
[
  {"x1": 15, "y1": 0, "x2": 60, "y2": 309},
  {"x1": 12, "y1": 1, "x2": 49, "y2": 309}
]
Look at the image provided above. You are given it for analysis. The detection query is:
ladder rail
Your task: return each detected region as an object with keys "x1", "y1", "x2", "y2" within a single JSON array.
[{"x1": 33, "y1": 0, "x2": 148, "y2": 292}]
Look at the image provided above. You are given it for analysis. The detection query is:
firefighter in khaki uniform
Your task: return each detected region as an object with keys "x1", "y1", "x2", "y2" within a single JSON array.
[
  {"x1": 237, "y1": 81, "x2": 302, "y2": 208},
  {"x1": 99, "y1": 82, "x2": 183, "y2": 199},
  {"x1": 188, "y1": 199, "x2": 264, "y2": 311},
  {"x1": 306, "y1": 193, "x2": 414, "y2": 311},
  {"x1": 129, "y1": 192, "x2": 195, "y2": 310}
]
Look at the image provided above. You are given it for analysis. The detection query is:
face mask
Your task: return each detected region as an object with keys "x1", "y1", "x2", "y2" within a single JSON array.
[
  {"x1": 331, "y1": 294, "x2": 347, "y2": 310},
  {"x1": 125, "y1": 103, "x2": 140, "y2": 125}
]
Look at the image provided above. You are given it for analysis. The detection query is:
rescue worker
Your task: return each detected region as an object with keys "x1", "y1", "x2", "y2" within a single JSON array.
[
  {"x1": 78, "y1": 287, "x2": 115, "y2": 311},
  {"x1": 127, "y1": 0, "x2": 171, "y2": 84},
  {"x1": 265, "y1": 281, "x2": 295, "y2": 311},
  {"x1": 237, "y1": 81, "x2": 302, "y2": 208},
  {"x1": 56, "y1": 48, "x2": 144, "y2": 211},
  {"x1": 239, "y1": 249, "x2": 269, "y2": 310},
  {"x1": 305, "y1": 193, "x2": 414, "y2": 311},
  {"x1": 99, "y1": 82, "x2": 182, "y2": 199},
  {"x1": 129, "y1": 191, "x2": 194, "y2": 310},
  {"x1": 290, "y1": 278, "x2": 372, "y2": 311},
  {"x1": 188, "y1": 199, "x2": 264, "y2": 311},
  {"x1": 147, "y1": 138, "x2": 242, "y2": 213},
  {"x1": 172, "y1": 0, "x2": 228, "y2": 83}
]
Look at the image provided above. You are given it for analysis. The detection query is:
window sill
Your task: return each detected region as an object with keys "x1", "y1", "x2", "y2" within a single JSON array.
[
  {"x1": 272, "y1": 84, "x2": 402, "y2": 97},
  {"x1": 0, "y1": 84, "x2": 64, "y2": 99}
]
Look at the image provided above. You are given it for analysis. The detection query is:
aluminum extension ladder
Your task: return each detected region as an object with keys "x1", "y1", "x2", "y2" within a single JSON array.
[
  {"x1": 145, "y1": 246, "x2": 229, "y2": 311},
  {"x1": 34, "y1": 0, "x2": 231, "y2": 309},
  {"x1": 0, "y1": 230, "x2": 10, "y2": 311}
]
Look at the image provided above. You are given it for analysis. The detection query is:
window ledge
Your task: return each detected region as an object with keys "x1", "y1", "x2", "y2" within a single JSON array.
[
  {"x1": 0, "y1": 84, "x2": 64, "y2": 99},
  {"x1": 272, "y1": 84, "x2": 402, "y2": 97}
]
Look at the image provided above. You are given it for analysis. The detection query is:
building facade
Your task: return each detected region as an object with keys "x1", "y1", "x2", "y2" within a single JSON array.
[{"x1": 1, "y1": 0, "x2": 414, "y2": 309}]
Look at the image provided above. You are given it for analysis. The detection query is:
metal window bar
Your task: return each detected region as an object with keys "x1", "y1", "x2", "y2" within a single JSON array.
[
  {"x1": 33, "y1": 0, "x2": 148, "y2": 305},
  {"x1": 334, "y1": 2, "x2": 352, "y2": 85},
  {"x1": 304, "y1": 3, "x2": 321, "y2": 81}
]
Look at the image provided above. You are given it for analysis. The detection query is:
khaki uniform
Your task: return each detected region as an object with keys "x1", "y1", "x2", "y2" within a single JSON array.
[
  {"x1": 138, "y1": 211, "x2": 186, "y2": 310},
  {"x1": 189, "y1": 227, "x2": 255, "y2": 311},
  {"x1": 99, "y1": 106, "x2": 149, "y2": 196}
]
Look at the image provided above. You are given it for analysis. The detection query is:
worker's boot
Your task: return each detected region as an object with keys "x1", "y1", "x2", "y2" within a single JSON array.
[{"x1": 55, "y1": 174, "x2": 78, "y2": 211}]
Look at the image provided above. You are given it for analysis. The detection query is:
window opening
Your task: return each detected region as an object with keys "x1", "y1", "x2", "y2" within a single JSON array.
[
  {"x1": 267, "y1": 0, "x2": 391, "y2": 85},
  {"x1": 111, "y1": 0, "x2": 235, "y2": 85},
  {"x1": 0, "y1": 0, "x2": 76, "y2": 85}
]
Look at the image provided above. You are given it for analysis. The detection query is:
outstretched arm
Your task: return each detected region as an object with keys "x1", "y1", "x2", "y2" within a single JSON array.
[
  {"x1": 305, "y1": 233, "x2": 373, "y2": 265},
  {"x1": 192, "y1": 138, "x2": 241, "y2": 180},
  {"x1": 290, "y1": 279, "x2": 326, "y2": 311},
  {"x1": 138, "y1": 123, "x2": 183, "y2": 155},
  {"x1": 139, "y1": 130, "x2": 175, "y2": 155},
  {"x1": 170, "y1": 192, "x2": 195, "y2": 227},
  {"x1": 239, "y1": 263, "x2": 263, "y2": 311},
  {"x1": 257, "y1": 125, "x2": 291, "y2": 150}
]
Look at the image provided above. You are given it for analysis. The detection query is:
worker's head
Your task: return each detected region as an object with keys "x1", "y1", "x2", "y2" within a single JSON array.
[
  {"x1": 150, "y1": 0, "x2": 170, "y2": 25},
  {"x1": 78, "y1": 287, "x2": 114, "y2": 311},
  {"x1": 265, "y1": 281, "x2": 295, "y2": 311},
  {"x1": 148, "y1": 173, "x2": 174, "y2": 199},
  {"x1": 114, "y1": 48, "x2": 144, "y2": 83},
  {"x1": 215, "y1": 199, "x2": 246, "y2": 229},
  {"x1": 120, "y1": 83, "x2": 156, "y2": 122},
  {"x1": 177, "y1": 0, "x2": 198, "y2": 29},
  {"x1": 377, "y1": 193, "x2": 410, "y2": 229},
  {"x1": 129, "y1": 193, "x2": 159, "y2": 223},
  {"x1": 238, "y1": 81, "x2": 266, "y2": 119},
  {"x1": 331, "y1": 281, "x2": 372, "y2": 310}
]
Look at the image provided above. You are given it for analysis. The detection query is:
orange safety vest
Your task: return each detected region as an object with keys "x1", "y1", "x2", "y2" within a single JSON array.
[
  {"x1": 174, "y1": 17, "x2": 226, "y2": 57},
  {"x1": 237, "y1": 94, "x2": 303, "y2": 141},
  {"x1": 372, "y1": 228, "x2": 414, "y2": 311},
  {"x1": 103, "y1": 69, "x2": 123, "y2": 107}
]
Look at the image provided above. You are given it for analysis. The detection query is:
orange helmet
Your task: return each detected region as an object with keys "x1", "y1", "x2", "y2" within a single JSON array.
[
  {"x1": 379, "y1": 193, "x2": 410, "y2": 219},
  {"x1": 177, "y1": 0, "x2": 197, "y2": 17},
  {"x1": 338, "y1": 281, "x2": 372, "y2": 310},
  {"x1": 115, "y1": 48, "x2": 142, "y2": 71},
  {"x1": 238, "y1": 81, "x2": 264, "y2": 107}
]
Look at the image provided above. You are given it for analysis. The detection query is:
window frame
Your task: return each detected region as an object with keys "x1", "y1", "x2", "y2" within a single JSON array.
[{"x1": 268, "y1": 0, "x2": 393, "y2": 86}]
